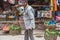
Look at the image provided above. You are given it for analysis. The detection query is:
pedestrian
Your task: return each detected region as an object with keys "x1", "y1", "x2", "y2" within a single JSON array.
[
  {"x1": 16, "y1": 0, "x2": 35, "y2": 40},
  {"x1": 22, "y1": 0, "x2": 35, "y2": 40}
]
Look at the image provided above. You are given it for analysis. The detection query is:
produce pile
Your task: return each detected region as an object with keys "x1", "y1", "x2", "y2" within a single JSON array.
[
  {"x1": 44, "y1": 29, "x2": 60, "y2": 40},
  {"x1": 44, "y1": 20, "x2": 56, "y2": 26},
  {"x1": 9, "y1": 24, "x2": 21, "y2": 35},
  {"x1": 9, "y1": 24, "x2": 21, "y2": 30},
  {"x1": 2, "y1": 23, "x2": 21, "y2": 35},
  {"x1": 45, "y1": 29, "x2": 60, "y2": 37}
]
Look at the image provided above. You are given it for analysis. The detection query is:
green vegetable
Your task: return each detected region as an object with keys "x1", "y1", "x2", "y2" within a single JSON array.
[
  {"x1": 56, "y1": 31, "x2": 59, "y2": 35},
  {"x1": 49, "y1": 31, "x2": 56, "y2": 35},
  {"x1": 45, "y1": 29, "x2": 49, "y2": 33},
  {"x1": 9, "y1": 24, "x2": 14, "y2": 30},
  {"x1": 45, "y1": 32, "x2": 49, "y2": 36},
  {"x1": 14, "y1": 27, "x2": 21, "y2": 30},
  {"x1": 9, "y1": 24, "x2": 21, "y2": 30},
  {"x1": 57, "y1": 32, "x2": 60, "y2": 37}
]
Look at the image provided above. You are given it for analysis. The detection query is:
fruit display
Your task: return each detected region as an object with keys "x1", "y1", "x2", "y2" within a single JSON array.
[
  {"x1": 45, "y1": 29, "x2": 60, "y2": 36},
  {"x1": 9, "y1": 24, "x2": 21, "y2": 30},
  {"x1": 58, "y1": 32, "x2": 60, "y2": 37},
  {"x1": 45, "y1": 29, "x2": 56, "y2": 35},
  {"x1": 44, "y1": 20, "x2": 56, "y2": 30},
  {"x1": 56, "y1": 31, "x2": 60, "y2": 37},
  {"x1": 44, "y1": 21, "x2": 50, "y2": 26},
  {"x1": 44, "y1": 20, "x2": 56, "y2": 26},
  {"x1": 9, "y1": 24, "x2": 21, "y2": 35},
  {"x1": 44, "y1": 29, "x2": 60, "y2": 40}
]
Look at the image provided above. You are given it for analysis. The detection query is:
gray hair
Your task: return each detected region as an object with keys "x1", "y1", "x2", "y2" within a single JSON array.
[{"x1": 22, "y1": 0, "x2": 28, "y2": 3}]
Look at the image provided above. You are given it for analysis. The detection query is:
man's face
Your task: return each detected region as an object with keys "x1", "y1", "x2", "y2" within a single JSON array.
[{"x1": 22, "y1": 1, "x2": 27, "y2": 7}]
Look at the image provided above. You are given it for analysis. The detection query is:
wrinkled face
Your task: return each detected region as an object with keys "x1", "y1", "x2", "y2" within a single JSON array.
[{"x1": 22, "y1": 1, "x2": 27, "y2": 7}]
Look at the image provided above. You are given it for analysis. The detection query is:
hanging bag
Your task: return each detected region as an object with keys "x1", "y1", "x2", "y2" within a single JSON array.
[{"x1": 8, "y1": 0, "x2": 15, "y2": 4}]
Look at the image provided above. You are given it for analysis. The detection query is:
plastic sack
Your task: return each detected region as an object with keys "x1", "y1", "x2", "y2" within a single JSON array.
[{"x1": 3, "y1": 25, "x2": 9, "y2": 31}]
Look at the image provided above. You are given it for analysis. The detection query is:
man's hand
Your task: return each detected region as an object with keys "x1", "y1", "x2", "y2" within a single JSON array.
[{"x1": 14, "y1": 5, "x2": 19, "y2": 8}]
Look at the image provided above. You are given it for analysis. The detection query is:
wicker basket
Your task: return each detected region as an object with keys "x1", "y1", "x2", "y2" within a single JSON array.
[
  {"x1": 9, "y1": 30, "x2": 21, "y2": 35},
  {"x1": 45, "y1": 25, "x2": 56, "y2": 30},
  {"x1": 44, "y1": 32, "x2": 57, "y2": 40}
]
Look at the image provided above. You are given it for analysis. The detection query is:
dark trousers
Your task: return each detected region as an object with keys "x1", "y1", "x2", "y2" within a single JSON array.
[{"x1": 24, "y1": 29, "x2": 34, "y2": 40}]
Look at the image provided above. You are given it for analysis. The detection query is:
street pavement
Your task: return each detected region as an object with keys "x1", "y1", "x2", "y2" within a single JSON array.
[
  {"x1": 0, "y1": 35, "x2": 45, "y2": 40},
  {"x1": 0, "y1": 30, "x2": 45, "y2": 40},
  {"x1": 0, "y1": 30, "x2": 60, "y2": 40},
  {"x1": 0, "y1": 35, "x2": 60, "y2": 40}
]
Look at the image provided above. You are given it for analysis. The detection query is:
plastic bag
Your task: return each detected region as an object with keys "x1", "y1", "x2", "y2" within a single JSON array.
[{"x1": 3, "y1": 25, "x2": 9, "y2": 31}]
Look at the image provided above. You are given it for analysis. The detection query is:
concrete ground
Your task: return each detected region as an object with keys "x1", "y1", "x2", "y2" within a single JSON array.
[
  {"x1": 0, "y1": 30, "x2": 60, "y2": 40},
  {"x1": 0, "y1": 30, "x2": 44, "y2": 40},
  {"x1": 0, "y1": 35, "x2": 60, "y2": 40},
  {"x1": 0, "y1": 35, "x2": 45, "y2": 40}
]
